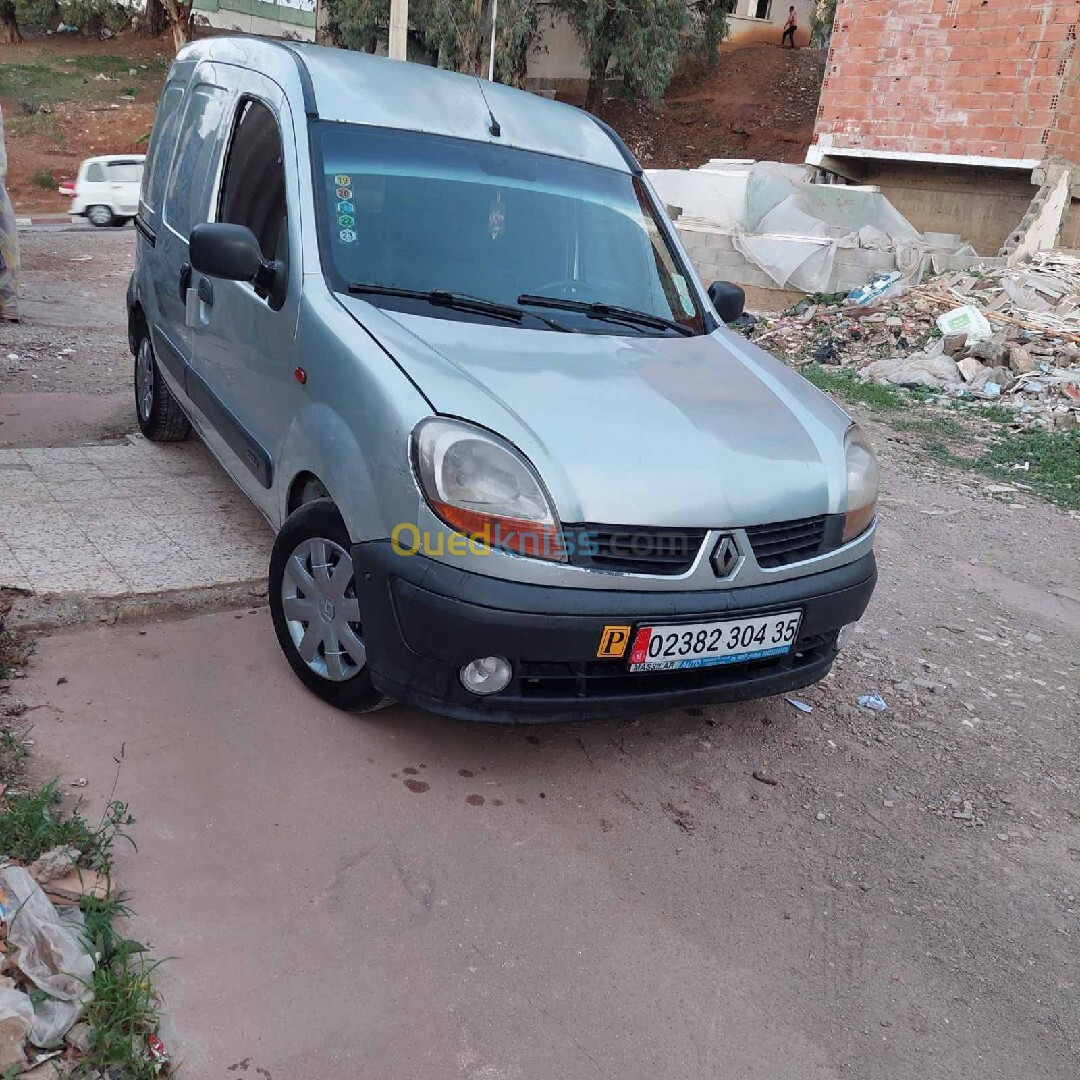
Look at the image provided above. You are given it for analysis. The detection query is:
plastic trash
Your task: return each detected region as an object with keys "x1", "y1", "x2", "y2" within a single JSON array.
[
  {"x1": 847, "y1": 271, "x2": 903, "y2": 306},
  {"x1": 0, "y1": 867, "x2": 94, "y2": 1047},
  {"x1": 858, "y1": 693, "x2": 888, "y2": 712},
  {"x1": 935, "y1": 304, "x2": 993, "y2": 342},
  {"x1": 785, "y1": 698, "x2": 813, "y2": 713},
  {"x1": 0, "y1": 987, "x2": 34, "y2": 1068}
]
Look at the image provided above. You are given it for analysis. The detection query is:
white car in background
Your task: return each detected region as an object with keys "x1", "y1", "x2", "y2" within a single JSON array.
[{"x1": 66, "y1": 155, "x2": 145, "y2": 227}]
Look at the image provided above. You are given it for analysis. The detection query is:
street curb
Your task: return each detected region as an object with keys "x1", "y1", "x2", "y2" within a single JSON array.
[{"x1": 5, "y1": 579, "x2": 269, "y2": 632}]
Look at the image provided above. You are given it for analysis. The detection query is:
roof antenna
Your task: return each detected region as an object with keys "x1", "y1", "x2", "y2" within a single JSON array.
[{"x1": 436, "y1": 0, "x2": 501, "y2": 136}]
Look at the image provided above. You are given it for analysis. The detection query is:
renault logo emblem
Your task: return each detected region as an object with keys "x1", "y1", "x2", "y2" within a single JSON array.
[{"x1": 710, "y1": 535, "x2": 740, "y2": 579}]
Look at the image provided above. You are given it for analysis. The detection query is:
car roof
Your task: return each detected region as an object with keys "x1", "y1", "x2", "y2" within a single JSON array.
[
  {"x1": 82, "y1": 155, "x2": 145, "y2": 165},
  {"x1": 176, "y1": 37, "x2": 632, "y2": 174}
]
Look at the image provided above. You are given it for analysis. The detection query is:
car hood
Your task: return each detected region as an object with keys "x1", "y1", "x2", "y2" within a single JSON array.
[{"x1": 340, "y1": 298, "x2": 852, "y2": 527}]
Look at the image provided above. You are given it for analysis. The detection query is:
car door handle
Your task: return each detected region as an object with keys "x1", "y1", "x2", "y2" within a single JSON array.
[
  {"x1": 179, "y1": 263, "x2": 191, "y2": 301},
  {"x1": 198, "y1": 278, "x2": 214, "y2": 308}
]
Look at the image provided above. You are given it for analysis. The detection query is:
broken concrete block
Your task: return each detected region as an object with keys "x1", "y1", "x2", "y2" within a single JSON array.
[
  {"x1": 0, "y1": 1014, "x2": 29, "y2": 1072},
  {"x1": 966, "y1": 336, "x2": 1008, "y2": 365},
  {"x1": 1007, "y1": 344, "x2": 1036, "y2": 375},
  {"x1": 942, "y1": 332, "x2": 968, "y2": 356},
  {"x1": 958, "y1": 356, "x2": 987, "y2": 383},
  {"x1": 43, "y1": 867, "x2": 111, "y2": 904},
  {"x1": 28, "y1": 846, "x2": 81, "y2": 886},
  {"x1": 63, "y1": 1021, "x2": 91, "y2": 1053}
]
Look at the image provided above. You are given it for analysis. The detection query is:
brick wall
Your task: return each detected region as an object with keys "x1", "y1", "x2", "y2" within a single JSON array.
[{"x1": 812, "y1": 0, "x2": 1080, "y2": 165}]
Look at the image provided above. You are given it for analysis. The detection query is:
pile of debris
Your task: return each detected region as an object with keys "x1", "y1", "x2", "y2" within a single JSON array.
[{"x1": 751, "y1": 250, "x2": 1080, "y2": 431}]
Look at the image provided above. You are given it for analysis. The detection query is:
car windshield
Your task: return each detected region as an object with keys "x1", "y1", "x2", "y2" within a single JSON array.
[{"x1": 317, "y1": 123, "x2": 704, "y2": 335}]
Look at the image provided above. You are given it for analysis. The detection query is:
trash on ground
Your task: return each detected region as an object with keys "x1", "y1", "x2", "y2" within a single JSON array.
[
  {"x1": 752, "y1": 770, "x2": 779, "y2": 786},
  {"x1": 785, "y1": 697, "x2": 813, "y2": 713},
  {"x1": 0, "y1": 984, "x2": 34, "y2": 1071},
  {"x1": 739, "y1": 249, "x2": 1080, "y2": 429},
  {"x1": 0, "y1": 866, "x2": 95, "y2": 1047},
  {"x1": 858, "y1": 693, "x2": 888, "y2": 712}
]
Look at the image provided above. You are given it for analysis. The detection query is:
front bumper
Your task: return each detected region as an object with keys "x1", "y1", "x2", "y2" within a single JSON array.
[{"x1": 351, "y1": 543, "x2": 876, "y2": 722}]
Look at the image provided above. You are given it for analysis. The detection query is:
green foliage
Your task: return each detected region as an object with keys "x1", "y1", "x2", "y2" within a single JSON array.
[
  {"x1": 493, "y1": 0, "x2": 542, "y2": 87},
  {"x1": 413, "y1": 0, "x2": 485, "y2": 73},
  {"x1": 981, "y1": 428, "x2": 1080, "y2": 510},
  {"x1": 809, "y1": 0, "x2": 837, "y2": 49},
  {"x1": 31, "y1": 167, "x2": 54, "y2": 189},
  {"x1": 554, "y1": 0, "x2": 691, "y2": 108},
  {"x1": 324, "y1": 0, "x2": 389, "y2": 53},
  {"x1": 687, "y1": 0, "x2": 731, "y2": 64}
]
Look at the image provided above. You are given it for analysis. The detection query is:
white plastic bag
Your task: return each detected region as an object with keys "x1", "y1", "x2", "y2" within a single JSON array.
[
  {"x1": 0, "y1": 867, "x2": 94, "y2": 1047},
  {"x1": 936, "y1": 304, "x2": 992, "y2": 341}
]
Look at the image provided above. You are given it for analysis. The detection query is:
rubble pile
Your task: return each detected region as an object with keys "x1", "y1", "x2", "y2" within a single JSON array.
[{"x1": 753, "y1": 251, "x2": 1080, "y2": 431}]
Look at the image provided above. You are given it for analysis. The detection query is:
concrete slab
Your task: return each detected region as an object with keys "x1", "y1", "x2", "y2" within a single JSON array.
[{"x1": 0, "y1": 435, "x2": 271, "y2": 603}]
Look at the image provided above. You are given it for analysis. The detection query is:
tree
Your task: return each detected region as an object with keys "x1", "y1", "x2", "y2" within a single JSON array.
[
  {"x1": 161, "y1": 0, "x2": 192, "y2": 49},
  {"x1": 553, "y1": 0, "x2": 690, "y2": 112},
  {"x1": 493, "y1": 0, "x2": 541, "y2": 88},
  {"x1": 688, "y1": 0, "x2": 730, "y2": 65},
  {"x1": 144, "y1": 0, "x2": 168, "y2": 37},
  {"x1": 810, "y1": 0, "x2": 837, "y2": 49},
  {"x1": 322, "y1": 0, "x2": 388, "y2": 52},
  {"x1": 0, "y1": 0, "x2": 20, "y2": 43},
  {"x1": 412, "y1": 0, "x2": 485, "y2": 73}
]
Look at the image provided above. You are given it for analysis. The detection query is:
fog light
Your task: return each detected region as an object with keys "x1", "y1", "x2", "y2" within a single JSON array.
[
  {"x1": 836, "y1": 622, "x2": 857, "y2": 651},
  {"x1": 460, "y1": 656, "x2": 512, "y2": 696}
]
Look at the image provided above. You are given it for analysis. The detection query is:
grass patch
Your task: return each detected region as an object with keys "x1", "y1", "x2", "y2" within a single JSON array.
[
  {"x1": 31, "y1": 167, "x2": 54, "y2": 189},
  {"x1": 5, "y1": 111, "x2": 64, "y2": 142},
  {"x1": 800, "y1": 364, "x2": 917, "y2": 411},
  {"x1": 65, "y1": 54, "x2": 139, "y2": 76},
  {"x1": 981, "y1": 428, "x2": 1080, "y2": 510},
  {"x1": 0, "y1": 779, "x2": 165, "y2": 1074}
]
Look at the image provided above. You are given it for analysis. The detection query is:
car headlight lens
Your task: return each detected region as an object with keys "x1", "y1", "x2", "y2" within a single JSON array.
[
  {"x1": 413, "y1": 418, "x2": 566, "y2": 562},
  {"x1": 843, "y1": 424, "x2": 878, "y2": 542}
]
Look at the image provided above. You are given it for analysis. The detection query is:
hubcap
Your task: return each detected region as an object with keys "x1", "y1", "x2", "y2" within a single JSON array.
[
  {"x1": 136, "y1": 339, "x2": 154, "y2": 422},
  {"x1": 281, "y1": 537, "x2": 366, "y2": 682},
  {"x1": 89, "y1": 206, "x2": 110, "y2": 226}
]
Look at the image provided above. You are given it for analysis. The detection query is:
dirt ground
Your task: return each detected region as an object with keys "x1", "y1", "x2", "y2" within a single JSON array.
[
  {"x1": 2, "y1": 227, "x2": 1079, "y2": 1077},
  {"x1": 1, "y1": 33, "x2": 171, "y2": 213},
  {"x1": 599, "y1": 45, "x2": 827, "y2": 169}
]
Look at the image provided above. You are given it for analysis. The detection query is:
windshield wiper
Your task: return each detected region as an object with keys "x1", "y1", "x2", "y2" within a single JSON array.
[
  {"x1": 347, "y1": 284, "x2": 574, "y2": 332},
  {"x1": 517, "y1": 294, "x2": 695, "y2": 336}
]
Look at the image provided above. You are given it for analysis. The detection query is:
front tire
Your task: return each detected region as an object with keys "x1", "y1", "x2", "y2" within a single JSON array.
[
  {"x1": 269, "y1": 499, "x2": 391, "y2": 713},
  {"x1": 87, "y1": 204, "x2": 114, "y2": 227},
  {"x1": 134, "y1": 331, "x2": 191, "y2": 442}
]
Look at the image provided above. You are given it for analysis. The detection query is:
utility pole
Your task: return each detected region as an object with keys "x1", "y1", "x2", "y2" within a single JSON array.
[
  {"x1": 487, "y1": 0, "x2": 498, "y2": 80},
  {"x1": 389, "y1": 0, "x2": 408, "y2": 59}
]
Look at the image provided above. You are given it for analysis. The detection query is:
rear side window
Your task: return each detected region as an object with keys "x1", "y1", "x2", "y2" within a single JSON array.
[
  {"x1": 85, "y1": 163, "x2": 105, "y2": 183},
  {"x1": 107, "y1": 162, "x2": 143, "y2": 184},
  {"x1": 164, "y1": 83, "x2": 229, "y2": 239},
  {"x1": 218, "y1": 99, "x2": 287, "y2": 262},
  {"x1": 141, "y1": 84, "x2": 185, "y2": 213}
]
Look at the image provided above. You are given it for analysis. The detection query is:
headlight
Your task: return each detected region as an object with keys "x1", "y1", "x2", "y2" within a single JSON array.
[
  {"x1": 843, "y1": 424, "x2": 878, "y2": 542},
  {"x1": 412, "y1": 418, "x2": 566, "y2": 562}
]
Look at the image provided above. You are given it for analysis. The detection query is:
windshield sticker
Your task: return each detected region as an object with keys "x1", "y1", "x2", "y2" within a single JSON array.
[
  {"x1": 336, "y1": 200, "x2": 355, "y2": 214},
  {"x1": 488, "y1": 191, "x2": 505, "y2": 240},
  {"x1": 673, "y1": 275, "x2": 694, "y2": 316},
  {"x1": 334, "y1": 174, "x2": 352, "y2": 187},
  {"x1": 331, "y1": 174, "x2": 356, "y2": 242},
  {"x1": 339, "y1": 228, "x2": 358, "y2": 244}
]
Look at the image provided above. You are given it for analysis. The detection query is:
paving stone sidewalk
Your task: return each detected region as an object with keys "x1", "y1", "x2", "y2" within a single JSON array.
[{"x1": 0, "y1": 435, "x2": 272, "y2": 597}]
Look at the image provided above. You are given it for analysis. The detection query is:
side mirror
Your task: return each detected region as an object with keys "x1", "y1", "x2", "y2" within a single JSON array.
[
  {"x1": 708, "y1": 280, "x2": 745, "y2": 324},
  {"x1": 190, "y1": 223, "x2": 267, "y2": 283}
]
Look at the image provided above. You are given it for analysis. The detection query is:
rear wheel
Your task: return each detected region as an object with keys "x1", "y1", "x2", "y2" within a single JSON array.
[
  {"x1": 87, "y1": 204, "x2": 114, "y2": 227},
  {"x1": 269, "y1": 499, "x2": 391, "y2": 713},
  {"x1": 134, "y1": 332, "x2": 191, "y2": 442}
]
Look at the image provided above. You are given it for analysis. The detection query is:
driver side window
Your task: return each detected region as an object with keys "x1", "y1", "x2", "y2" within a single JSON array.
[{"x1": 217, "y1": 98, "x2": 288, "y2": 268}]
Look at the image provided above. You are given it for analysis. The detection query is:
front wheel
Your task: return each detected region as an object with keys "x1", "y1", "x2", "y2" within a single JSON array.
[
  {"x1": 87, "y1": 204, "x2": 114, "y2": 227},
  {"x1": 269, "y1": 499, "x2": 392, "y2": 713}
]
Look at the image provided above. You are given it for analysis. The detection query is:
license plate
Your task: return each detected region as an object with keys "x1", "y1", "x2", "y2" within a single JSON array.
[{"x1": 628, "y1": 611, "x2": 802, "y2": 672}]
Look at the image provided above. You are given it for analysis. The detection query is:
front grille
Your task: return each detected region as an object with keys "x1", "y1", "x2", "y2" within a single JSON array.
[
  {"x1": 517, "y1": 633, "x2": 836, "y2": 700},
  {"x1": 745, "y1": 515, "x2": 842, "y2": 568},
  {"x1": 565, "y1": 524, "x2": 708, "y2": 576}
]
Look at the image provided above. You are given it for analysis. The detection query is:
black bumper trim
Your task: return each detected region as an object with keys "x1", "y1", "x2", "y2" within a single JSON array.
[{"x1": 351, "y1": 543, "x2": 877, "y2": 723}]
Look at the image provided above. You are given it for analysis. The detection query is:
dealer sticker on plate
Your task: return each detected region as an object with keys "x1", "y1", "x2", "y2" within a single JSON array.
[{"x1": 628, "y1": 611, "x2": 802, "y2": 672}]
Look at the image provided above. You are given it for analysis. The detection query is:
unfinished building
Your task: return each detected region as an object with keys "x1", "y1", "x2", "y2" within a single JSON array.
[{"x1": 808, "y1": 0, "x2": 1080, "y2": 256}]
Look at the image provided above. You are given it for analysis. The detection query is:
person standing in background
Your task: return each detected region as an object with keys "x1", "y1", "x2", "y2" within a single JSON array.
[
  {"x1": 781, "y1": 6, "x2": 798, "y2": 48},
  {"x1": 0, "y1": 104, "x2": 19, "y2": 322}
]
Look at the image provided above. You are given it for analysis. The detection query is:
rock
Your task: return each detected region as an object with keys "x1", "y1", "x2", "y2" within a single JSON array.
[
  {"x1": 957, "y1": 355, "x2": 987, "y2": 383},
  {"x1": 815, "y1": 811, "x2": 827, "y2": 821},
  {"x1": 942, "y1": 332, "x2": 968, "y2": 356},
  {"x1": 0, "y1": 1016, "x2": 28, "y2": 1072},
  {"x1": 1055, "y1": 412, "x2": 1079, "y2": 431},
  {"x1": 28, "y1": 845, "x2": 81, "y2": 885},
  {"x1": 64, "y1": 1021, "x2": 91, "y2": 1053},
  {"x1": 863, "y1": 352, "x2": 962, "y2": 389},
  {"x1": 1007, "y1": 344, "x2": 1036, "y2": 374},
  {"x1": 23, "y1": 1062, "x2": 74, "y2": 1079},
  {"x1": 966, "y1": 336, "x2": 1007, "y2": 365}
]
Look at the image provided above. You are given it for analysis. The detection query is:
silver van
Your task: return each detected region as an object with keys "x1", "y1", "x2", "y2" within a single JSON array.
[{"x1": 127, "y1": 38, "x2": 877, "y2": 721}]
